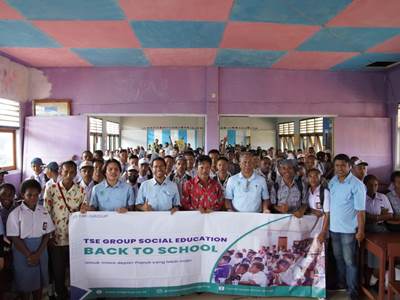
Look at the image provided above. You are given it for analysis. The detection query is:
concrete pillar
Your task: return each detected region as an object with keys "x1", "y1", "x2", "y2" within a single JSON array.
[{"x1": 205, "y1": 67, "x2": 219, "y2": 152}]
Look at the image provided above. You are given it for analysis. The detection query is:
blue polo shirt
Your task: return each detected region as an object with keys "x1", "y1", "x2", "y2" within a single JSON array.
[
  {"x1": 329, "y1": 172, "x2": 366, "y2": 233},
  {"x1": 90, "y1": 180, "x2": 135, "y2": 211},
  {"x1": 225, "y1": 172, "x2": 269, "y2": 212},
  {"x1": 136, "y1": 178, "x2": 180, "y2": 211}
]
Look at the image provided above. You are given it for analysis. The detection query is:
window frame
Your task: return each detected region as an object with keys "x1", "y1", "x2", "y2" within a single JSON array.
[
  {"x1": 0, "y1": 128, "x2": 17, "y2": 171},
  {"x1": 278, "y1": 122, "x2": 295, "y2": 150},
  {"x1": 299, "y1": 117, "x2": 324, "y2": 151}
]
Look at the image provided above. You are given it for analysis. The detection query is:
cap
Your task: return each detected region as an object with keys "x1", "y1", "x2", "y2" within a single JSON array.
[
  {"x1": 31, "y1": 157, "x2": 44, "y2": 166},
  {"x1": 127, "y1": 165, "x2": 138, "y2": 172},
  {"x1": 354, "y1": 159, "x2": 368, "y2": 167},
  {"x1": 79, "y1": 160, "x2": 94, "y2": 170},
  {"x1": 46, "y1": 162, "x2": 59, "y2": 173},
  {"x1": 0, "y1": 168, "x2": 8, "y2": 175},
  {"x1": 175, "y1": 155, "x2": 186, "y2": 162},
  {"x1": 297, "y1": 154, "x2": 305, "y2": 159},
  {"x1": 139, "y1": 158, "x2": 149, "y2": 165}
]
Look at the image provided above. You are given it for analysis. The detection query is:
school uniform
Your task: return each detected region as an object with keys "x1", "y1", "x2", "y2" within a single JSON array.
[
  {"x1": 30, "y1": 172, "x2": 47, "y2": 203},
  {"x1": 6, "y1": 203, "x2": 54, "y2": 292},
  {"x1": 307, "y1": 185, "x2": 330, "y2": 213}
]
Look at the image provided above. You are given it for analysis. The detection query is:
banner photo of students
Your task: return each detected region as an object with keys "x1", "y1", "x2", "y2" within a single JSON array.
[{"x1": 69, "y1": 212, "x2": 325, "y2": 299}]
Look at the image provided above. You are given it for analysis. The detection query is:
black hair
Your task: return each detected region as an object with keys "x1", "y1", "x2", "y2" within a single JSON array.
[
  {"x1": 128, "y1": 154, "x2": 138, "y2": 160},
  {"x1": 61, "y1": 160, "x2": 77, "y2": 171},
  {"x1": 82, "y1": 150, "x2": 93, "y2": 156},
  {"x1": 391, "y1": 171, "x2": 400, "y2": 183},
  {"x1": 183, "y1": 150, "x2": 195, "y2": 158},
  {"x1": 21, "y1": 179, "x2": 42, "y2": 195},
  {"x1": 208, "y1": 149, "x2": 220, "y2": 155},
  {"x1": 164, "y1": 155, "x2": 174, "y2": 160},
  {"x1": 239, "y1": 263, "x2": 249, "y2": 271},
  {"x1": 103, "y1": 159, "x2": 122, "y2": 174},
  {"x1": 197, "y1": 155, "x2": 212, "y2": 165},
  {"x1": 252, "y1": 261, "x2": 265, "y2": 271},
  {"x1": 333, "y1": 153, "x2": 351, "y2": 164},
  {"x1": 94, "y1": 150, "x2": 104, "y2": 157},
  {"x1": 222, "y1": 255, "x2": 231, "y2": 263},
  {"x1": 217, "y1": 156, "x2": 229, "y2": 163},
  {"x1": 0, "y1": 183, "x2": 16, "y2": 195},
  {"x1": 307, "y1": 168, "x2": 321, "y2": 176},
  {"x1": 152, "y1": 157, "x2": 166, "y2": 167},
  {"x1": 93, "y1": 158, "x2": 105, "y2": 165},
  {"x1": 120, "y1": 149, "x2": 128, "y2": 154},
  {"x1": 364, "y1": 174, "x2": 378, "y2": 185}
]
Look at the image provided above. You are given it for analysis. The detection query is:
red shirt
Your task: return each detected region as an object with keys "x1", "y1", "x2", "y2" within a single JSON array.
[{"x1": 182, "y1": 176, "x2": 224, "y2": 210}]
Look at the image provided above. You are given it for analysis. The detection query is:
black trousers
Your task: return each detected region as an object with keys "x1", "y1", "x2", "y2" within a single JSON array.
[{"x1": 49, "y1": 245, "x2": 69, "y2": 300}]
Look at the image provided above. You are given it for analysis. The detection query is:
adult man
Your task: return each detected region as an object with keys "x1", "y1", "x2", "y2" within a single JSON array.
[
  {"x1": 182, "y1": 155, "x2": 224, "y2": 212},
  {"x1": 352, "y1": 159, "x2": 368, "y2": 182},
  {"x1": 184, "y1": 150, "x2": 197, "y2": 178},
  {"x1": 169, "y1": 156, "x2": 191, "y2": 198},
  {"x1": 225, "y1": 152, "x2": 270, "y2": 213},
  {"x1": 329, "y1": 154, "x2": 365, "y2": 300},
  {"x1": 270, "y1": 159, "x2": 307, "y2": 217},
  {"x1": 136, "y1": 157, "x2": 180, "y2": 213}
]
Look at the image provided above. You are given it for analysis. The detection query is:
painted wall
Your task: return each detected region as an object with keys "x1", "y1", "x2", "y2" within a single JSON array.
[{"x1": 23, "y1": 115, "x2": 87, "y2": 179}]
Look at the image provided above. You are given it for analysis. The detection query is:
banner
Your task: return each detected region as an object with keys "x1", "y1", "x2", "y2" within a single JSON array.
[{"x1": 69, "y1": 212, "x2": 326, "y2": 299}]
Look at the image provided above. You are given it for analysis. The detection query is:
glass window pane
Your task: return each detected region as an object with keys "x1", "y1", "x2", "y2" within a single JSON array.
[{"x1": 0, "y1": 131, "x2": 15, "y2": 168}]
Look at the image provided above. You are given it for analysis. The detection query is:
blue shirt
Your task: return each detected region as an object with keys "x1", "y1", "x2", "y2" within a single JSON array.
[
  {"x1": 329, "y1": 172, "x2": 366, "y2": 233},
  {"x1": 90, "y1": 180, "x2": 135, "y2": 211},
  {"x1": 136, "y1": 178, "x2": 180, "y2": 211},
  {"x1": 225, "y1": 172, "x2": 269, "y2": 212}
]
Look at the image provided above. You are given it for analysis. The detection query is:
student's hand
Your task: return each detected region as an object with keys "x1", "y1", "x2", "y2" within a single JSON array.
[
  {"x1": 142, "y1": 201, "x2": 153, "y2": 212},
  {"x1": 199, "y1": 207, "x2": 212, "y2": 214},
  {"x1": 170, "y1": 207, "x2": 179, "y2": 215},
  {"x1": 310, "y1": 208, "x2": 323, "y2": 218},
  {"x1": 80, "y1": 202, "x2": 89, "y2": 214},
  {"x1": 116, "y1": 207, "x2": 128, "y2": 214},
  {"x1": 277, "y1": 203, "x2": 289, "y2": 213},
  {"x1": 317, "y1": 232, "x2": 326, "y2": 244},
  {"x1": 27, "y1": 252, "x2": 40, "y2": 266},
  {"x1": 262, "y1": 208, "x2": 271, "y2": 214},
  {"x1": 293, "y1": 209, "x2": 304, "y2": 219},
  {"x1": 0, "y1": 257, "x2": 4, "y2": 271},
  {"x1": 355, "y1": 230, "x2": 365, "y2": 243}
]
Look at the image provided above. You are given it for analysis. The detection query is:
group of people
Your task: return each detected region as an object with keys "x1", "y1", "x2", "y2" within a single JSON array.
[{"x1": 0, "y1": 141, "x2": 399, "y2": 300}]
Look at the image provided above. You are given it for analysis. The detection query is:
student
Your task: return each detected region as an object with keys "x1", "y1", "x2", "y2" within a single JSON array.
[
  {"x1": 136, "y1": 157, "x2": 180, "y2": 213},
  {"x1": 214, "y1": 156, "x2": 231, "y2": 193},
  {"x1": 44, "y1": 162, "x2": 59, "y2": 190},
  {"x1": 352, "y1": 159, "x2": 368, "y2": 182},
  {"x1": 164, "y1": 155, "x2": 175, "y2": 177},
  {"x1": 239, "y1": 262, "x2": 267, "y2": 287},
  {"x1": 138, "y1": 158, "x2": 152, "y2": 184},
  {"x1": 184, "y1": 150, "x2": 197, "y2": 178},
  {"x1": 386, "y1": 171, "x2": 400, "y2": 231},
  {"x1": 87, "y1": 159, "x2": 135, "y2": 212},
  {"x1": 128, "y1": 154, "x2": 139, "y2": 169},
  {"x1": 214, "y1": 256, "x2": 232, "y2": 284},
  {"x1": 118, "y1": 149, "x2": 129, "y2": 174},
  {"x1": 81, "y1": 150, "x2": 93, "y2": 162},
  {"x1": 44, "y1": 161, "x2": 86, "y2": 299},
  {"x1": 307, "y1": 168, "x2": 330, "y2": 244},
  {"x1": 225, "y1": 152, "x2": 270, "y2": 213},
  {"x1": 7, "y1": 179, "x2": 55, "y2": 300},
  {"x1": 329, "y1": 154, "x2": 365, "y2": 300},
  {"x1": 169, "y1": 156, "x2": 191, "y2": 198},
  {"x1": 181, "y1": 155, "x2": 224, "y2": 212},
  {"x1": 0, "y1": 168, "x2": 9, "y2": 185},
  {"x1": 29, "y1": 157, "x2": 47, "y2": 201},
  {"x1": 0, "y1": 183, "x2": 17, "y2": 231},
  {"x1": 92, "y1": 159, "x2": 105, "y2": 184},
  {"x1": 208, "y1": 149, "x2": 220, "y2": 176},
  {"x1": 93, "y1": 150, "x2": 104, "y2": 161},
  {"x1": 126, "y1": 166, "x2": 140, "y2": 200},
  {"x1": 79, "y1": 160, "x2": 94, "y2": 203},
  {"x1": 270, "y1": 159, "x2": 307, "y2": 217}
]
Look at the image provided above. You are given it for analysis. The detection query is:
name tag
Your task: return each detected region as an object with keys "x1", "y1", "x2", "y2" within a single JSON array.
[
  {"x1": 316, "y1": 202, "x2": 321, "y2": 209},
  {"x1": 42, "y1": 222, "x2": 48, "y2": 231}
]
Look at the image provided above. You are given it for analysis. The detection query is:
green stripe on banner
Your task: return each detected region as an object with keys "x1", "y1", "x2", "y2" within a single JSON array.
[{"x1": 83, "y1": 284, "x2": 325, "y2": 298}]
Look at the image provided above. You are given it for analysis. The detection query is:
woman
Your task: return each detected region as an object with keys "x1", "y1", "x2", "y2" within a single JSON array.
[{"x1": 82, "y1": 159, "x2": 135, "y2": 212}]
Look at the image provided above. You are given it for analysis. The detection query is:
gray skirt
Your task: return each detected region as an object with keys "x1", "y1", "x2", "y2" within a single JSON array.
[{"x1": 12, "y1": 237, "x2": 49, "y2": 292}]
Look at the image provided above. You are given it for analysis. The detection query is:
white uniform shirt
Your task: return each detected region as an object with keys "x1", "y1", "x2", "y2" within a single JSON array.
[
  {"x1": 7, "y1": 203, "x2": 55, "y2": 239},
  {"x1": 366, "y1": 192, "x2": 393, "y2": 215},
  {"x1": 307, "y1": 185, "x2": 330, "y2": 213},
  {"x1": 241, "y1": 271, "x2": 267, "y2": 287}
]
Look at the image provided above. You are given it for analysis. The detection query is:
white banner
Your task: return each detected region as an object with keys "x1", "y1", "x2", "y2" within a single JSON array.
[{"x1": 69, "y1": 212, "x2": 325, "y2": 299}]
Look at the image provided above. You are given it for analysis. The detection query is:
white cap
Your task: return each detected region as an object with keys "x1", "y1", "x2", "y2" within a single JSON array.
[
  {"x1": 79, "y1": 160, "x2": 93, "y2": 170},
  {"x1": 139, "y1": 158, "x2": 149, "y2": 165},
  {"x1": 354, "y1": 159, "x2": 368, "y2": 167},
  {"x1": 127, "y1": 165, "x2": 138, "y2": 172}
]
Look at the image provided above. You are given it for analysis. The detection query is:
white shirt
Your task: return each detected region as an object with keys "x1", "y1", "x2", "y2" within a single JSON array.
[
  {"x1": 366, "y1": 192, "x2": 393, "y2": 215},
  {"x1": 7, "y1": 203, "x2": 55, "y2": 239},
  {"x1": 79, "y1": 180, "x2": 95, "y2": 203},
  {"x1": 307, "y1": 185, "x2": 330, "y2": 213},
  {"x1": 241, "y1": 271, "x2": 267, "y2": 287}
]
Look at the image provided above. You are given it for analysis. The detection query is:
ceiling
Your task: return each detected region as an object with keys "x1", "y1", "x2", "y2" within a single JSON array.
[{"x1": 0, "y1": 0, "x2": 399, "y2": 70}]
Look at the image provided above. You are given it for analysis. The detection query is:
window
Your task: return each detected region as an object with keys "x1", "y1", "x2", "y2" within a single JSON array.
[
  {"x1": 89, "y1": 117, "x2": 102, "y2": 153},
  {"x1": 106, "y1": 121, "x2": 120, "y2": 151},
  {"x1": 278, "y1": 122, "x2": 295, "y2": 150},
  {"x1": 299, "y1": 117, "x2": 324, "y2": 151},
  {"x1": 0, "y1": 98, "x2": 19, "y2": 170}
]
